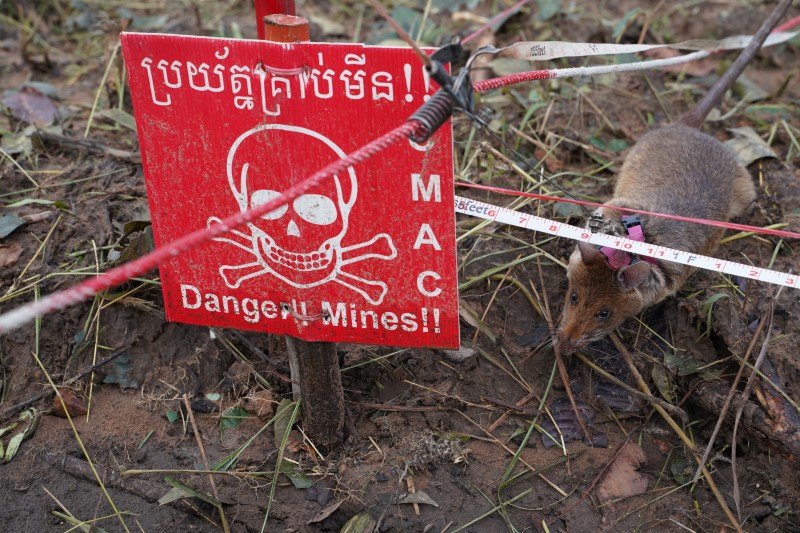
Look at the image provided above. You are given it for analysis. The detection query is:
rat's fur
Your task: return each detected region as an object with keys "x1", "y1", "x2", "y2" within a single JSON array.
[{"x1": 556, "y1": 124, "x2": 755, "y2": 355}]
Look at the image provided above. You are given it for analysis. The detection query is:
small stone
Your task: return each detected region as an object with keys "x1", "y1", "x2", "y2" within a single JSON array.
[
  {"x1": 243, "y1": 389, "x2": 274, "y2": 418},
  {"x1": 442, "y1": 347, "x2": 477, "y2": 362}
]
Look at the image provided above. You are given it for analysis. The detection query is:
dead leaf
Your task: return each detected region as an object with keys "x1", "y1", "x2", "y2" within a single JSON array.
[
  {"x1": 98, "y1": 108, "x2": 137, "y2": 131},
  {"x1": 1, "y1": 408, "x2": 40, "y2": 463},
  {"x1": 734, "y1": 75, "x2": 769, "y2": 102},
  {"x1": 725, "y1": 126, "x2": 777, "y2": 167},
  {"x1": 0, "y1": 127, "x2": 34, "y2": 156},
  {"x1": 285, "y1": 430, "x2": 304, "y2": 454},
  {"x1": 596, "y1": 442, "x2": 648, "y2": 502},
  {"x1": 52, "y1": 389, "x2": 88, "y2": 418},
  {"x1": 3, "y1": 86, "x2": 57, "y2": 127},
  {"x1": 534, "y1": 147, "x2": 565, "y2": 173},
  {"x1": 340, "y1": 511, "x2": 377, "y2": 533},
  {"x1": 307, "y1": 499, "x2": 342, "y2": 524},
  {"x1": 279, "y1": 458, "x2": 313, "y2": 488},
  {"x1": 396, "y1": 489, "x2": 439, "y2": 507},
  {"x1": 652, "y1": 437, "x2": 672, "y2": 455},
  {"x1": 642, "y1": 48, "x2": 716, "y2": 77},
  {"x1": 0, "y1": 213, "x2": 26, "y2": 238},
  {"x1": 0, "y1": 243, "x2": 23, "y2": 267},
  {"x1": 651, "y1": 365, "x2": 674, "y2": 403},
  {"x1": 112, "y1": 226, "x2": 154, "y2": 264}
]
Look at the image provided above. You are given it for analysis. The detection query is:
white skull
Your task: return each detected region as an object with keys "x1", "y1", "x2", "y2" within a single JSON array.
[{"x1": 226, "y1": 124, "x2": 357, "y2": 288}]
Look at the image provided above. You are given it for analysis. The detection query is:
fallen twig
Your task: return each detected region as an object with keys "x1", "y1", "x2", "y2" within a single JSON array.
[
  {"x1": 485, "y1": 390, "x2": 539, "y2": 434},
  {"x1": 36, "y1": 131, "x2": 141, "y2": 163},
  {"x1": 346, "y1": 400, "x2": 453, "y2": 413}
]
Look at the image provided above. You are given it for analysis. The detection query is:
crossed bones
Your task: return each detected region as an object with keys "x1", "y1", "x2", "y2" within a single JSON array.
[{"x1": 208, "y1": 217, "x2": 397, "y2": 305}]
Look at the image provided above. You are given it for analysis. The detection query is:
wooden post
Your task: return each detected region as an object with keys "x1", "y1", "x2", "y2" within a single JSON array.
[
  {"x1": 285, "y1": 335, "x2": 345, "y2": 454},
  {"x1": 259, "y1": 10, "x2": 346, "y2": 455}
]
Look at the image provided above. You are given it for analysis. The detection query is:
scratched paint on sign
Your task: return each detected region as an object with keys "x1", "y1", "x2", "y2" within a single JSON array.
[{"x1": 121, "y1": 32, "x2": 458, "y2": 348}]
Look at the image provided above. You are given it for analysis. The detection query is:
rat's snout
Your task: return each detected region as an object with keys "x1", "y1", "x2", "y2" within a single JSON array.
[
  {"x1": 556, "y1": 325, "x2": 582, "y2": 356},
  {"x1": 557, "y1": 337, "x2": 577, "y2": 356}
]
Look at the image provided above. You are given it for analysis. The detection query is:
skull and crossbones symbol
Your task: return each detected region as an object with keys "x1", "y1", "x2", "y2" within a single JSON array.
[{"x1": 208, "y1": 124, "x2": 397, "y2": 306}]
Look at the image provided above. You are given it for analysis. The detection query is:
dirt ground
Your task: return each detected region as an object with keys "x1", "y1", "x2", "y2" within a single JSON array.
[{"x1": 1, "y1": 1, "x2": 800, "y2": 532}]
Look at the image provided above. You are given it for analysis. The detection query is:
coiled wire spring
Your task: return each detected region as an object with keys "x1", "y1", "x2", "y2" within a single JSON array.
[{"x1": 407, "y1": 89, "x2": 455, "y2": 143}]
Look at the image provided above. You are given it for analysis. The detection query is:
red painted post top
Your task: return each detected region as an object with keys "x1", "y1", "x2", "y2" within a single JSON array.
[
  {"x1": 254, "y1": 0, "x2": 296, "y2": 40},
  {"x1": 120, "y1": 33, "x2": 459, "y2": 349},
  {"x1": 264, "y1": 14, "x2": 309, "y2": 43}
]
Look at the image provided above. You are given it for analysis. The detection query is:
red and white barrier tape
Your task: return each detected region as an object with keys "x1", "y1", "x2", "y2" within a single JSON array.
[
  {"x1": 454, "y1": 195, "x2": 799, "y2": 290},
  {"x1": 775, "y1": 15, "x2": 800, "y2": 33}
]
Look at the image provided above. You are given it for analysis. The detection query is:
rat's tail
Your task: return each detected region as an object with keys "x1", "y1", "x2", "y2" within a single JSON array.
[{"x1": 679, "y1": 0, "x2": 793, "y2": 128}]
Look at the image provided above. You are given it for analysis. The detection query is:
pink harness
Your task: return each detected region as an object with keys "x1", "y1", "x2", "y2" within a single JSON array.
[{"x1": 599, "y1": 216, "x2": 658, "y2": 271}]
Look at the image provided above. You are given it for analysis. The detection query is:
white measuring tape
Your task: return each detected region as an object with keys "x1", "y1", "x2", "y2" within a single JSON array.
[
  {"x1": 454, "y1": 196, "x2": 799, "y2": 290},
  {"x1": 483, "y1": 31, "x2": 799, "y2": 61}
]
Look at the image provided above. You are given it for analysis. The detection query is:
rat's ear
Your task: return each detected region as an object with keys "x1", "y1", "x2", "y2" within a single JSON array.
[
  {"x1": 576, "y1": 241, "x2": 603, "y2": 265},
  {"x1": 617, "y1": 261, "x2": 651, "y2": 290}
]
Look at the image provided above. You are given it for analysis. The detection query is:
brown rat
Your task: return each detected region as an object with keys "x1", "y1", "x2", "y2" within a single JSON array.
[
  {"x1": 556, "y1": 125, "x2": 755, "y2": 355},
  {"x1": 555, "y1": 0, "x2": 792, "y2": 356}
]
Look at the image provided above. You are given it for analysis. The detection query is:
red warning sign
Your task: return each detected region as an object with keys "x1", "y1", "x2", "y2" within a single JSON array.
[{"x1": 121, "y1": 33, "x2": 458, "y2": 349}]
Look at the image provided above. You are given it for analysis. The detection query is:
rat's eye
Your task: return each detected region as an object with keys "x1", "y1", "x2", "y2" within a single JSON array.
[
  {"x1": 570, "y1": 291, "x2": 578, "y2": 304},
  {"x1": 596, "y1": 309, "x2": 611, "y2": 320}
]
